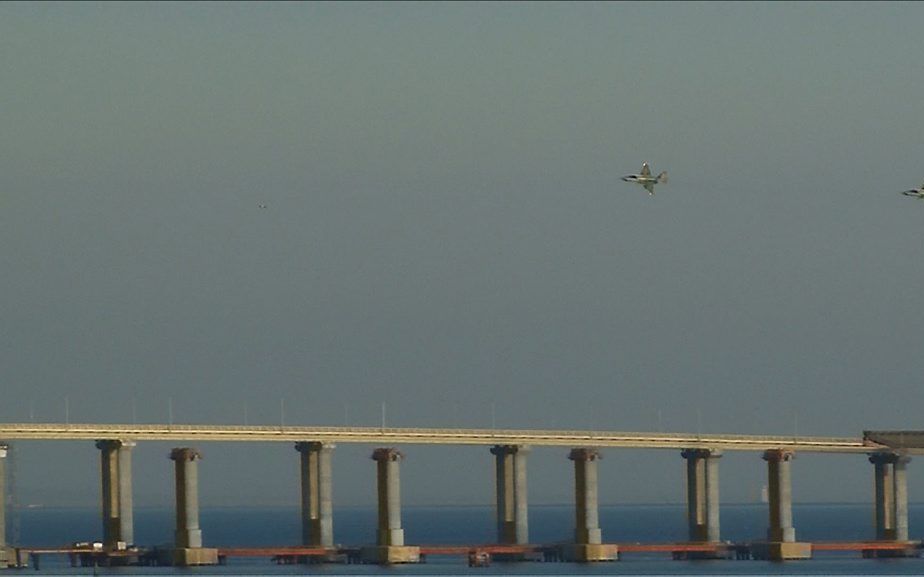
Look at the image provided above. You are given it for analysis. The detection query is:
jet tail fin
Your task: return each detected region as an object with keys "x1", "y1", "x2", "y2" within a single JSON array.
[{"x1": 656, "y1": 171, "x2": 668, "y2": 184}]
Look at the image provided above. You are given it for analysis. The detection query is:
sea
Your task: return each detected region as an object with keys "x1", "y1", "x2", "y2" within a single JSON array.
[{"x1": 10, "y1": 503, "x2": 924, "y2": 575}]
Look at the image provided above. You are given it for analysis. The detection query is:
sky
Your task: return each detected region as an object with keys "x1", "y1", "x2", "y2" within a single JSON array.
[{"x1": 2, "y1": 1, "x2": 924, "y2": 518}]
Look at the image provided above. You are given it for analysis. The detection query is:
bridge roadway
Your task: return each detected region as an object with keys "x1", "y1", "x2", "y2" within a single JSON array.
[{"x1": 0, "y1": 422, "x2": 907, "y2": 453}]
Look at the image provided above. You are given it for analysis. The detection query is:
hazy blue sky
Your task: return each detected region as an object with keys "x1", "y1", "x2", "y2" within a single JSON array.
[{"x1": 2, "y1": 1, "x2": 924, "y2": 519}]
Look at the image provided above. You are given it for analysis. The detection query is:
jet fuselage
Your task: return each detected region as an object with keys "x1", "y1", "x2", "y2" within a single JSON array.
[{"x1": 622, "y1": 174, "x2": 659, "y2": 184}]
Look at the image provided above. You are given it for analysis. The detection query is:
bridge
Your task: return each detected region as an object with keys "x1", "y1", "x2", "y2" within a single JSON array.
[
  {"x1": 0, "y1": 422, "x2": 906, "y2": 453},
  {"x1": 0, "y1": 424, "x2": 921, "y2": 567}
]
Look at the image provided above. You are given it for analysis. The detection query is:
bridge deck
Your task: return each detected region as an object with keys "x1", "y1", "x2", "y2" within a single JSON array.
[{"x1": 0, "y1": 422, "x2": 903, "y2": 453}]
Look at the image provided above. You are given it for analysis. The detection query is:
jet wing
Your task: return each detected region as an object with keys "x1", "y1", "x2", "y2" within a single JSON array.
[
  {"x1": 643, "y1": 182, "x2": 655, "y2": 195},
  {"x1": 640, "y1": 162, "x2": 651, "y2": 177}
]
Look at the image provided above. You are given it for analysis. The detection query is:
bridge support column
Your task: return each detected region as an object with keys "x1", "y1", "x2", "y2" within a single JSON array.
[
  {"x1": 894, "y1": 455, "x2": 910, "y2": 542},
  {"x1": 166, "y1": 448, "x2": 217, "y2": 566},
  {"x1": 96, "y1": 440, "x2": 135, "y2": 550},
  {"x1": 705, "y1": 451, "x2": 721, "y2": 543},
  {"x1": 560, "y1": 449, "x2": 616, "y2": 562},
  {"x1": 765, "y1": 449, "x2": 795, "y2": 543},
  {"x1": 360, "y1": 448, "x2": 419, "y2": 564},
  {"x1": 295, "y1": 442, "x2": 335, "y2": 548},
  {"x1": 681, "y1": 449, "x2": 722, "y2": 542},
  {"x1": 490, "y1": 445, "x2": 530, "y2": 547},
  {"x1": 680, "y1": 449, "x2": 725, "y2": 558},
  {"x1": 0, "y1": 444, "x2": 7, "y2": 568},
  {"x1": 751, "y1": 450, "x2": 810, "y2": 561},
  {"x1": 864, "y1": 452, "x2": 914, "y2": 558},
  {"x1": 871, "y1": 452, "x2": 896, "y2": 540}
]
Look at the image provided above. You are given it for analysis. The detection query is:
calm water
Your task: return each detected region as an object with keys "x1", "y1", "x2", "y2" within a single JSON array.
[{"x1": 10, "y1": 503, "x2": 924, "y2": 574}]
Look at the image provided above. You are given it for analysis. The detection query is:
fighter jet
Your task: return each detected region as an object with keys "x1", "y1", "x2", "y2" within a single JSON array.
[
  {"x1": 622, "y1": 162, "x2": 668, "y2": 195},
  {"x1": 901, "y1": 183, "x2": 924, "y2": 199}
]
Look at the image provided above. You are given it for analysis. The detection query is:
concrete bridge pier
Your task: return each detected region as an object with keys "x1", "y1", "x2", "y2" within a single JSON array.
[
  {"x1": 871, "y1": 452, "x2": 895, "y2": 540},
  {"x1": 751, "y1": 450, "x2": 810, "y2": 560},
  {"x1": 893, "y1": 455, "x2": 910, "y2": 542},
  {"x1": 360, "y1": 448, "x2": 419, "y2": 564},
  {"x1": 294, "y1": 442, "x2": 335, "y2": 549},
  {"x1": 560, "y1": 448, "x2": 616, "y2": 562},
  {"x1": 95, "y1": 440, "x2": 135, "y2": 551},
  {"x1": 681, "y1": 449, "x2": 721, "y2": 542},
  {"x1": 867, "y1": 452, "x2": 914, "y2": 557},
  {"x1": 490, "y1": 445, "x2": 530, "y2": 547},
  {"x1": 0, "y1": 446, "x2": 21, "y2": 570},
  {"x1": 0, "y1": 444, "x2": 8, "y2": 568},
  {"x1": 680, "y1": 449, "x2": 725, "y2": 558},
  {"x1": 166, "y1": 448, "x2": 217, "y2": 566}
]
